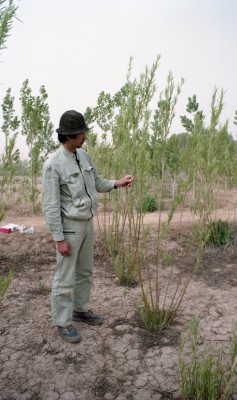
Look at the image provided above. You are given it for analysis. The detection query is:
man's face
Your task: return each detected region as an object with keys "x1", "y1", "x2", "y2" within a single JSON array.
[{"x1": 70, "y1": 132, "x2": 86, "y2": 148}]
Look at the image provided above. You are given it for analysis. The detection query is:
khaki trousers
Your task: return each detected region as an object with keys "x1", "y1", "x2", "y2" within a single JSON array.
[{"x1": 51, "y1": 216, "x2": 94, "y2": 327}]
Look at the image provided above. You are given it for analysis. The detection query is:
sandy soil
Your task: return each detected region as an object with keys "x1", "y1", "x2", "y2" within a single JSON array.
[{"x1": 0, "y1": 207, "x2": 237, "y2": 400}]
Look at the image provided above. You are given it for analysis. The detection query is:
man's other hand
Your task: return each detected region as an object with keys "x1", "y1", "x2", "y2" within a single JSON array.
[{"x1": 56, "y1": 240, "x2": 72, "y2": 257}]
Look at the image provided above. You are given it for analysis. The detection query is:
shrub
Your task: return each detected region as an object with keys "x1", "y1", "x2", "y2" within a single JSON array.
[
  {"x1": 204, "y1": 219, "x2": 233, "y2": 246},
  {"x1": 139, "y1": 304, "x2": 175, "y2": 332},
  {"x1": 141, "y1": 195, "x2": 158, "y2": 212},
  {"x1": 0, "y1": 270, "x2": 14, "y2": 297},
  {"x1": 178, "y1": 317, "x2": 237, "y2": 400}
]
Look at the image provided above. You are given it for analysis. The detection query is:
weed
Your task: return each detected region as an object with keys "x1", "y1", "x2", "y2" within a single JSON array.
[
  {"x1": 0, "y1": 202, "x2": 8, "y2": 222},
  {"x1": 114, "y1": 253, "x2": 137, "y2": 287},
  {"x1": 141, "y1": 195, "x2": 158, "y2": 213},
  {"x1": 204, "y1": 219, "x2": 233, "y2": 246},
  {"x1": 0, "y1": 270, "x2": 14, "y2": 297},
  {"x1": 163, "y1": 250, "x2": 173, "y2": 265},
  {"x1": 37, "y1": 281, "x2": 51, "y2": 295},
  {"x1": 178, "y1": 316, "x2": 237, "y2": 400},
  {"x1": 230, "y1": 324, "x2": 237, "y2": 364},
  {"x1": 139, "y1": 303, "x2": 175, "y2": 333}
]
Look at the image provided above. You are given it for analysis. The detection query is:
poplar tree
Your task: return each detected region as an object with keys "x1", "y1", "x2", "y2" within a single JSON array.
[
  {"x1": 0, "y1": 0, "x2": 18, "y2": 53},
  {"x1": 0, "y1": 87, "x2": 20, "y2": 204},
  {"x1": 0, "y1": 0, "x2": 18, "y2": 295},
  {"x1": 0, "y1": 0, "x2": 18, "y2": 221},
  {"x1": 20, "y1": 79, "x2": 58, "y2": 214}
]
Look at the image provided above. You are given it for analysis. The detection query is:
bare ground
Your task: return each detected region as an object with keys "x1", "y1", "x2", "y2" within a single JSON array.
[{"x1": 0, "y1": 207, "x2": 237, "y2": 400}]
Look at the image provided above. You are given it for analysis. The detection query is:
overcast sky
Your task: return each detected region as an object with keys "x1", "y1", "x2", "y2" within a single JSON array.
[{"x1": 1, "y1": 0, "x2": 237, "y2": 158}]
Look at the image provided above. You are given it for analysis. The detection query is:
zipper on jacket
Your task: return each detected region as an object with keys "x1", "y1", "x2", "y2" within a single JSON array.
[{"x1": 76, "y1": 157, "x2": 93, "y2": 219}]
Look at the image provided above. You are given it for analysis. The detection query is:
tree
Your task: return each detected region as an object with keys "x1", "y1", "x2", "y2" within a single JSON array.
[
  {"x1": 20, "y1": 79, "x2": 58, "y2": 214},
  {"x1": 14, "y1": 158, "x2": 29, "y2": 176},
  {"x1": 151, "y1": 72, "x2": 184, "y2": 179},
  {"x1": 0, "y1": 0, "x2": 18, "y2": 295},
  {"x1": 234, "y1": 110, "x2": 237, "y2": 127},
  {"x1": 0, "y1": 87, "x2": 20, "y2": 204},
  {"x1": 180, "y1": 94, "x2": 204, "y2": 134},
  {"x1": 0, "y1": 0, "x2": 18, "y2": 222},
  {"x1": 0, "y1": 0, "x2": 18, "y2": 54}
]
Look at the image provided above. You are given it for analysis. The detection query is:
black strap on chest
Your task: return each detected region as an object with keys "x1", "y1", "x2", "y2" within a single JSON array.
[{"x1": 74, "y1": 152, "x2": 81, "y2": 169}]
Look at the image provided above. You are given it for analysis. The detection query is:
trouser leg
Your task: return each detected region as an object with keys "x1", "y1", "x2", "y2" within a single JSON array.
[
  {"x1": 51, "y1": 219, "x2": 93, "y2": 326},
  {"x1": 73, "y1": 219, "x2": 94, "y2": 312}
]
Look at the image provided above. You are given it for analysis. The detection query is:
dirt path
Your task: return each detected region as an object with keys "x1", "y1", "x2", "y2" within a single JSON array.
[{"x1": 0, "y1": 209, "x2": 237, "y2": 400}]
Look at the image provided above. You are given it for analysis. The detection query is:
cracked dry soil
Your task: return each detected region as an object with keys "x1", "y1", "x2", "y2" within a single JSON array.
[{"x1": 0, "y1": 210, "x2": 237, "y2": 400}]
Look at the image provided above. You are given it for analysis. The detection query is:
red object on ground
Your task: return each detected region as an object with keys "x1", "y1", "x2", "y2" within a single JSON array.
[{"x1": 0, "y1": 227, "x2": 12, "y2": 234}]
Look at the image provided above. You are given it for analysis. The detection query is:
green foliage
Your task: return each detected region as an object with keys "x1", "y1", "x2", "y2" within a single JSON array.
[
  {"x1": 179, "y1": 89, "x2": 237, "y2": 226},
  {"x1": 114, "y1": 257, "x2": 137, "y2": 287},
  {"x1": 203, "y1": 219, "x2": 234, "y2": 246},
  {"x1": 162, "y1": 250, "x2": 173, "y2": 265},
  {"x1": 141, "y1": 195, "x2": 158, "y2": 212},
  {"x1": 0, "y1": 0, "x2": 18, "y2": 53},
  {"x1": 87, "y1": 57, "x2": 162, "y2": 287},
  {"x1": 106, "y1": 229, "x2": 138, "y2": 286},
  {"x1": 230, "y1": 324, "x2": 237, "y2": 364},
  {"x1": 83, "y1": 58, "x2": 237, "y2": 337},
  {"x1": 186, "y1": 94, "x2": 199, "y2": 113},
  {"x1": 180, "y1": 94, "x2": 204, "y2": 134},
  {"x1": 150, "y1": 72, "x2": 184, "y2": 178},
  {"x1": 0, "y1": 202, "x2": 8, "y2": 221},
  {"x1": 178, "y1": 316, "x2": 237, "y2": 400},
  {"x1": 17, "y1": 177, "x2": 39, "y2": 207},
  {"x1": 0, "y1": 1, "x2": 18, "y2": 220},
  {"x1": 139, "y1": 303, "x2": 175, "y2": 333},
  {"x1": 0, "y1": 87, "x2": 20, "y2": 205},
  {"x1": 20, "y1": 79, "x2": 59, "y2": 213},
  {"x1": 137, "y1": 70, "x2": 195, "y2": 333},
  {"x1": 0, "y1": 270, "x2": 14, "y2": 297},
  {"x1": 87, "y1": 60, "x2": 208, "y2": 334},
  {"x1": 234, "y1": 110, "x2": 237, "y2": 127},
  {"x1": 14, "y1": 159, "x2": 29, "y2": 176},
  {"x1": 36, "y1": 281, "x2": 51, "y2": 295}
]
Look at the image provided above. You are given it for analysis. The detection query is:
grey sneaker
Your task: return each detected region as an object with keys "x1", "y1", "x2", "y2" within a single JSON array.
[
  {"x1": 58, "y1": 325, "x2": 81, "y2": 343},
  {"x1": 73, "y1": 310, "x2": 103, "y2": 325}
]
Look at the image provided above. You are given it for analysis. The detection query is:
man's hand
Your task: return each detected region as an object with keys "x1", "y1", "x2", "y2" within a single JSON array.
[
  {"x1": 115, "y1": 175, "x2": 134, "y2": 188},
  {"x1": 56, "y1": 240, "x2": 72, "y2": 257}
]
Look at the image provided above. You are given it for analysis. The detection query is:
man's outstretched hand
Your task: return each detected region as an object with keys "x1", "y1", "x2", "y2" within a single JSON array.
[{"x1": 115, "y1": 175, "x2": 134, "y2": 188}]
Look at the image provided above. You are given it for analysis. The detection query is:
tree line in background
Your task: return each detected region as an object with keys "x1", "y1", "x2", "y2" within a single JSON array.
[{"x1": 0, "y1": 58, "x2": 237, "y2": 216}]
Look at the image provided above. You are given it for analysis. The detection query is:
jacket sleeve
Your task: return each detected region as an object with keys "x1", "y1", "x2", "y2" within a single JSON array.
[
  {"x1": 42, "y1": 163, "x2": 64, "y2": 241},
  {"x1": 82, "y1": 150, "x2": 115, "y2": 192},
  {"x1": 92, "y1": 161, "x2": 115, "y2": 192}
]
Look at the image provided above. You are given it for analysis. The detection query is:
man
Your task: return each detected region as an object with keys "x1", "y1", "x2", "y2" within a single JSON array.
[{"x1": 42, "y1": 110, "x2": 133, "y2": 343}]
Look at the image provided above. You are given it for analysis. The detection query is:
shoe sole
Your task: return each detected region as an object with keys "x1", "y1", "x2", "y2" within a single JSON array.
[
  {"x1": 58, "y1": 333, "x2": 81, "y2": 343},
  {"x1": 72, "y1": 316, "x2": 103, "y2": 326}
]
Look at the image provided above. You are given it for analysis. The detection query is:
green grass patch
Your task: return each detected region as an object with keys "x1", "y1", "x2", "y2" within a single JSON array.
[
  {"x1": 0, "y1": 270, "x2": 14, "y2": 297},
  {"x1": 203, "y1": 219, "x2": 234, "y2": 246},
  {"x1": 178, "y1": 317, "x2": 237, "y2": 400}
]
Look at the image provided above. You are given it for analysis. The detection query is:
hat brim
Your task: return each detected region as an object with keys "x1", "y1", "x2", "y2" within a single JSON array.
[{"x1": 56, "y1": 126, "x2": 92, "y2": 135}]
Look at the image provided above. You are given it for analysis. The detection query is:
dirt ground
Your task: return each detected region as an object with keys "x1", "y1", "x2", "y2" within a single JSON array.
[{"x1": 0, "y1": 205, "x2": 237, "y2": 400}]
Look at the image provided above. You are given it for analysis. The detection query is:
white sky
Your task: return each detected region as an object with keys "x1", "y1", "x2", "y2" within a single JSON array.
[{"x1": 0, "y1": 0, "x2": 237, "y2": 159}]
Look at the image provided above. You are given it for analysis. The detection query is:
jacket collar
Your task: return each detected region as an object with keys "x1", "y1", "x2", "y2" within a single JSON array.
[{"x1": 61, "y1": 146, "x2": 77, "y2": 160}]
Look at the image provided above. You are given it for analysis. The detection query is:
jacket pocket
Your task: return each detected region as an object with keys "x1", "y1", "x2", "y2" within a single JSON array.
[
  {"x1": 84, "y1": 166, "x2": 95, "y2": 189},
  {"x1": 65, "y1": 173, "x2": 85, "y2": 206}
]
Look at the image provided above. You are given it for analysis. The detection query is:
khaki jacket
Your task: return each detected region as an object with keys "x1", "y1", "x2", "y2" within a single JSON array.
[{"x1": 42, "y1": 147, "x2": 115, "y2": 241}]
